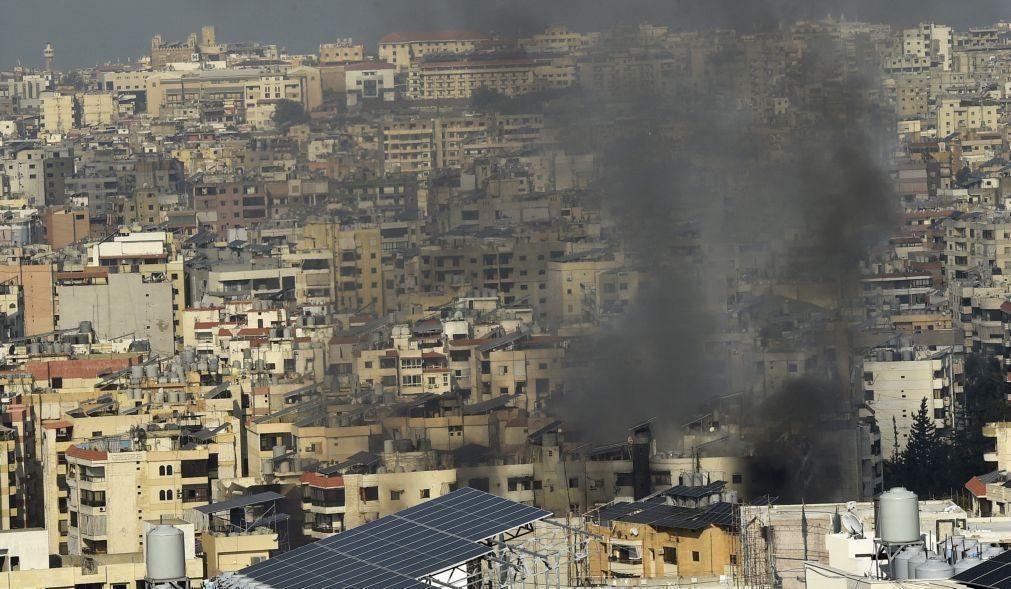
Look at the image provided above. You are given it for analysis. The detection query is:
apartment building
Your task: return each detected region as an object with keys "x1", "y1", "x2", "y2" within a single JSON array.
[
  {"x1": 937, "y1": 97, "x2": 999, "y2": 136},
  {"x1": 146, "y1": 68, "x2": 321, "y2": 118},
  {"x1": 858, "y1": 272, "x2": 933, "y2": 312},
  {"x1": 41, "y1": 93, "x2": 77, "y2": 134},
  {"x1": 42, "y1": 207, "x2": 90, "y2": 248},
  {"x1": 1, "y1": 143, "x2": 74, "y2": 206},
  {"x1": 65, "y1": 434, "x2": 209, "y2": 556},
  {"x1": 942, "y1": 212, "x2": 1011, "y2": 283},
  {"x1": 191, "y1": 177, "x2": 267, "y2": 232},
  {"x1": 300, "y1": 221, "x2": 386, "y2": 314},
  {"x1": 416, "y1": 238, "x2": 565, "y2": 315},
  {"x1": 318, "y1": 39, "x2": 365, "y2": 63},
  {"x1": 378, "y1": 30, "x2": 488, "y2": 72},
  {"x1": 408, "y1": 55, "x2": 535, "y2": 100},
  {"x1": 79, "y1": 93, "x2": 116, "y2": 127},
  {"x1": 862, "y1": 344, "x2": 964, "y2": 458},
  {"x1": 545, "y1": 249, "x2": 626, "y2": 329}
]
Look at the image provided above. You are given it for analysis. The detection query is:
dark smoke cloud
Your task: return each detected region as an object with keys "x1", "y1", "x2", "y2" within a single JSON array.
[{"x1": 551, "y1": 25, "x2": 898, "y2": 485}]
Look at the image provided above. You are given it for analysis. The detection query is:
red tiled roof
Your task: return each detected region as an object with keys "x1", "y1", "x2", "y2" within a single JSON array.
[
  {"x1": 301, "y1": 472, "x2": 344, "y2": 488},
  {"x1": 965, "y1": 475, "x2": 987, "y2": 498},
  {"x1": 422, "y1": 352, "x2": 445, "y2": 358},
  {"x1": 237, "y1": 327, "x2": 271, "y2": 337},
  {"x1": 42, "y1": 419, "x2": 73, "y2": 430},
  {"x1": 218, "y1": 328, "x2": 233, "y2": 337},
  {"x1": 194, "y1": 321, "x2": 220, "y2": 330},
  {"x1": 379, "y1": 30, "x2": 487, "y2": 44},
  {"x1": 22, "y1": 357, "x2": 140, "y2": 381},
  {"x1": 66, "y1": 445, "x2": 108, "y2": 461}
]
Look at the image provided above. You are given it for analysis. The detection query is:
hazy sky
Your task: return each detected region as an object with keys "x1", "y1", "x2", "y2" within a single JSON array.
[{"x1": 2, "y1": 0, "x2": 1009, "y2": 70}]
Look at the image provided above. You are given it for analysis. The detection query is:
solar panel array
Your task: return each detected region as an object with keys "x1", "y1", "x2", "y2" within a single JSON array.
[
  {"x1": 235, "y1": 487, "x2": 551, "y2": 589},
  {"x1": 592, "y1": 500, "x2": 737, "y2": 530},
  {"x1": 953, "y1": 550, "x2": 1011, "y2": 588},
  {"x1": 658, "y1": 480, "x2": 727, "y2": 499}
]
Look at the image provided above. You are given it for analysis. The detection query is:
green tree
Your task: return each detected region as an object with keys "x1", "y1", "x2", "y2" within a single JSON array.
[
  {"x1": 896, "y1": 398, "x2": 949, "y2": 497},
  {"x1": 272, "y1": 99, "x2": 308, "y2": 128}
]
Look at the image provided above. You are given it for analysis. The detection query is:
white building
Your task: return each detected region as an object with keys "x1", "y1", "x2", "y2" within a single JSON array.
[{"x1": 863, "y1": 344, "x2": 963, "y2": 458}]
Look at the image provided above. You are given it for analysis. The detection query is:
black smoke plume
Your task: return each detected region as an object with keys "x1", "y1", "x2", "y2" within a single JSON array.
[{"x1": 549, "y1": 25, "x2": 898, "y2": 502}]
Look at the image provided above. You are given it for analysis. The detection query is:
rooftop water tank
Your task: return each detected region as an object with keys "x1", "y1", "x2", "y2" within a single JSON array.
[
  {"x1": 145, "y1": 525, "x2": 186, "y2": 582},
  {"x1": 914, "y1": 556, "x2": 954, "y2": 579},
  {"x1": 955, "y1": 558, "x2": 983, "y2": 574},
  {"x1": 964, "y1": 539, "x2": 980, "y2": 558},
  {"x1": 893, "y1": 546, "x2": 923, "y2": 580},
  {"x1": 131, "y1": 365, "x2": 145, "y2": 382},
  {"x1": 907, "y1": 550, "x2": 929, "y2": 577},
  {"x1": 879, "y1": 487, "x2": 920, "y2": 543},
  {"x1": 983, "y1": 546, "x2": 1004, "y2": 560}
]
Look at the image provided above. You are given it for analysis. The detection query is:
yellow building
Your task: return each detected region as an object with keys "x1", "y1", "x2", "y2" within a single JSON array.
[
  {"x1": 65, "y1": 435, "x2": 211, "y2": 556},
  {"x1": 586, "y1": 505, "x2": 738, "y2": 582},
  {"x1": 300, "y1": 221, "x2": 386, "y2": 314},
  {"x1": 378, "y1": 30, "x2": 487, "y2": 71},
  {"x1": 41, "y1": 93, "x2": 77, "y2": 134},
  {"x1": 937, "y1": 97, "x2": 999, "y2": 136},
  {"x1": 319, "y1": 39, "x2": 365, "y2": 63},
  {"x1": 408, "y1": 56, "x2": 535, "y2": 100},
  {"x1": 79, "y1": 93, "x2": 116, "y2": 127}
]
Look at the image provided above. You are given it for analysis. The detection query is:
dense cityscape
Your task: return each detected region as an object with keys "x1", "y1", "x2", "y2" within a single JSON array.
[{"x1": 2, "y1": 3, "x2": 1011, "y2": 588}]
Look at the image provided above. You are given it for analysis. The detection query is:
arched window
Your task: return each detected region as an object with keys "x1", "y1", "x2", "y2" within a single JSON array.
[
  {"x1": 166, "y1": 465, "x2": 173, "y2": 476},
  {"x1": 159, "y1": 490, "x2": 166, "y2": 500},
  {"x1": 166, "y1": 490, "x2": 173, "y2": 500},
  {"x1": 158, "y1": 466, "x2": 166, "y2": 476}
]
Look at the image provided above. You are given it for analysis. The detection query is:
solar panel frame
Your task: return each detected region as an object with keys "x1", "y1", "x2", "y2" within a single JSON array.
[
  {"x1": 237, "y1": 488, "x2": 548, "y2": 589},
  {"x1": 953, "y1": 550, "x2": 1011, "y2": 586}
]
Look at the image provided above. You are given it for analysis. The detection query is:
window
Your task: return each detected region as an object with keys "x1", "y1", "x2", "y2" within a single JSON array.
[
  {"x1": 732, "y1": 473, "x2": 743, "y2": 484},
  {"x1": 568, "y1": 477, "x2": 579, "y2": 488},
  {"x1": 364, "y1": 361, "x2": 373, "y2": 369},
  {"x1": 390, "y1": 489, "x2": 403, "y2": 501},
  {"x1": 449, "y1": 425, "x2": 463, "y2": 437},
  {"x1": 467, "y1": 477, "x2": 490, "y2": 492},
  {"x1": 664, "y1": 547, "x2": 677, "y2": 564},
  {"x1": 420, "y1": 488, "x2": 431, "y2": 499},
  {"x1": 692, "y1": 551, "x2": 701, "y2": 562},
  {"x1": 402, "y1": 374, "x2": 422, "y2": 386},
  {"x1": 361, "y1": 486, "x2": 379, "y2": 501}
]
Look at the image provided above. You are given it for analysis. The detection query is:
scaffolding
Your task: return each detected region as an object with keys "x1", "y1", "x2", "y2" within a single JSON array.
[{"x1": 738, "y1": 498, "x2": 776, "y2": 589}]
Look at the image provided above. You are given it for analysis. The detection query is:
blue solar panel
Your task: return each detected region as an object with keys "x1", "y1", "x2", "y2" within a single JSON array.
[
  {"x1": 236, "y1": 487, "x2": 550, "y2": 589},
  {"x1": 954, "y1": 550, "x2": 1011, "y2": 589},
  {"x1": 394, "y1": 486, "x2": 551, "y2": 541}
]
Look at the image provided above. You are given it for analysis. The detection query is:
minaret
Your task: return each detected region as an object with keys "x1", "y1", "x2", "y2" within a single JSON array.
[{"x1": 43, "y1": 42, "x2": 54, "y2": 74}]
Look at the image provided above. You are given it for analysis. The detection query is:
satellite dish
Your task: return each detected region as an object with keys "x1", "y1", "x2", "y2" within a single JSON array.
[
  {"x1": 839, "y1": 512, "x2": 863, "y2": 538},
  {"x1": 629, "y1": 527, "x2": 639, "y2": 537}
]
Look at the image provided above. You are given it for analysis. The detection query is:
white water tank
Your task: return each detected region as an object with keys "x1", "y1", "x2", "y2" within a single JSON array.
[
  {"x1": 955, "y1": 558, "x2": 983, "y2": 574},
  {"x1": 914, "y1": 556, "x2": 954, "y2": 579},
  {"x1": 879, "y1": 487, "x2": 920, "y2": 543},
  {"x1": 893, "y1": 545, "x2": 924, "y2": 580},
  {"x1": 146, "y1": 525, "x2": 186, "y2": 582}
]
